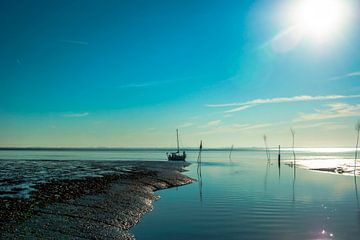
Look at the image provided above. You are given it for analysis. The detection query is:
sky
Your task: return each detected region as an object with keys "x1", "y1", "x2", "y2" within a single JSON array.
[{"x1": 1, "y1": 0, "x2": 360, "y2": 148}]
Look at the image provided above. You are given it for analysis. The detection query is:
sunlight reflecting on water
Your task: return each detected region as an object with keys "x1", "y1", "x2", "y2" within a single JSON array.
[
  {"x1": 1, "y1": 148, "x2": 360, "y2": 239},
  {"x1": 132, "y1": 148, "x2": 360, "y2": 240}
]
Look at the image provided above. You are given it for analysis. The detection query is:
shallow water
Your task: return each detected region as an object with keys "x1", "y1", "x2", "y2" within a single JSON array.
[
  {"x1": 132, "y1": 149, "x2": 360, "y2": 240},
  {"x1": 1, "y1": 148, "x2": 360, "y2": 239}
]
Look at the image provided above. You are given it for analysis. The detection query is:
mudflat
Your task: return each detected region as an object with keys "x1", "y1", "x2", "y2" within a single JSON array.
[{"x1": 0, "y1": 160, "x2": 195, "y2": 239}]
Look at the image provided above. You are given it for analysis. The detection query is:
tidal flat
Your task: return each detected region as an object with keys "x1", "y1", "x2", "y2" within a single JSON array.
[
  {"x1": 0, "y1": 160, "x2": 194, "y2": 239},
  {"x1": 1, "y1": 148, "x2": 360, "y2": 239}
]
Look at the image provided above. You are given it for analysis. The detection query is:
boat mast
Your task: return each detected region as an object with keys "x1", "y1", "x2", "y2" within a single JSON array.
[{"x1": 176, "y1": 129, "x2": 180, "y2": 153}]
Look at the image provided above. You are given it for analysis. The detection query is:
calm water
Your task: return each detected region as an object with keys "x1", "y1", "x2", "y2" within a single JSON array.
[{"x1": 1, "y1": 148, "x2": 359, "y2": 239}]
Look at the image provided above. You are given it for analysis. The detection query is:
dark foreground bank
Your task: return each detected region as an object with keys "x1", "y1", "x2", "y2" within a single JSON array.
[{"x1": 0, "y1": 160, "x2": 194, "y2": 239}]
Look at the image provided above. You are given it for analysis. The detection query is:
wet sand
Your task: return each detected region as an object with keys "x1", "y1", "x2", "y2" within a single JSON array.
[{"x1": 0, "y1": 160, "x2": 194, "y2": 239}]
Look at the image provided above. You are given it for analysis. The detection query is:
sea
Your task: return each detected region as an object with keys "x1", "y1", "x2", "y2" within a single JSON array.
[{"x1": 0, "y1": 147, "x2": 359, "y2": 239}]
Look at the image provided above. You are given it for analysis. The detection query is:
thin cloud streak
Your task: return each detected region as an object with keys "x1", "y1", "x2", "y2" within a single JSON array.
[
  {"x1": 117, "y1": 80, "x2": 175, "y2": 89},
  {"x1": 62, "y1": 112, "x2": 89, "y2": 118},
  {"x1": 233, "y1": 123, "x2": 272, "y2": 131},
  {"x1": 293, "y1": 122, "x2": 347, "y2": 130},
  {"x1": 330, "y1": 71, "x2": 360, "y2": 80},
  {"x1": 207, "y1": 94, "x2": 360, "y2": 113},
  {"x1": 200, "y1": 120, "x2": 222, "y2": 128},
  {"x1": 192, "y1": 122, "x2": 271, "y2": 136},
  {"x1": 226, "y1": 105, "x2": 252, "y2": 113},
  {"x1": 348, "y1": 72, "x2": 360, "y2": 77},
  {"x1": 177, "y1": 122, "x2": 194, "y2": 128},
  {"x1": 59, "y1": 40, "x2": 89, "y2": 46},
  {"x1": 295, "y1": 103, "x2": 360, "y2": 122}
]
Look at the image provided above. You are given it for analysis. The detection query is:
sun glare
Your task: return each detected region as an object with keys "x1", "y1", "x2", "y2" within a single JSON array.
[{"x1": 292, "y1": 0, "x2": 351, "y2": 41}]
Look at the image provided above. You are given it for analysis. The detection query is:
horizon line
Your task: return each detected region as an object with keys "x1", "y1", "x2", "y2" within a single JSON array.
[{"x1": 0, "y1": 146, "x2": 356, "y2": 150}]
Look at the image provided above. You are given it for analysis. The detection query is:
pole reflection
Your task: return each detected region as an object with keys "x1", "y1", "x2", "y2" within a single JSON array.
[
  {"x1": 355, "y1": 174, "x2": 359, "y2": 209},
  {"x1": 264, "y1": 161, "x2": 270, "y2": 192},
  {"x1": 292, "y1": 153, "x2": 297, "y2": 203},
  {"x1": 278, "y1": 145, "x2": 281, "y2": 180},
  {"x1": 229, "y1": 145, "x2": 234, "y2": 164},
  {"x1": 292, "y1": 163, "x2": 296, "y2": 203},
  {"x1": 197, "y1": 141, "x2": 203, "y2": 203}
]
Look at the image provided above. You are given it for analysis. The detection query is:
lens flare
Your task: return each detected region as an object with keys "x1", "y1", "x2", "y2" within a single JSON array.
[{"x1": 292, "y1": 0, "x2": 351, "y2": 41}]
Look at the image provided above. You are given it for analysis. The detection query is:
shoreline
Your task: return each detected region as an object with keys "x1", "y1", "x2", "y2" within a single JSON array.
[{"x1": 0, "y1": 160, "x2": 195, "y2": 239}]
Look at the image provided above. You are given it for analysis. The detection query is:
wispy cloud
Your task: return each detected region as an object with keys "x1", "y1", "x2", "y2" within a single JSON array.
[
  {"x1": 62, "y1": 112, "x2": 89, "y2": 118},
  {"x1": 330, "y1": 71, "x2": 360, "y2": 80},
  {"x1": 207, "y1": 94, "x2": 360, "y2": 113},
  {"x1": 16, "y1": 58, "x2": 23, "y2": 65},
  {"x1": 293, "y1": 122, "x2": 347, "y2": 130},
  {"x1": 177, "y1": 122, "x2": 194, "y2": 128},
  {"x1": 117, "y1": 80, "x2": 174, "y2": 89},
  {"x1": 117, "y1": 77, "x2": 193, "y2": 89},
  {"x1": 347, "y1": 72, "x2": 360, "y2": 77},
  {"x1": 200, "y1": 120, "x2": 222, "y2": 128},
  {"x1": 59, "y1": 40, "x2": 89, "y2": 46},
  {"x1": 118, "y1": 82, "x2": 159, "y2": 88},
  {"x1": 225, "y1": 105, "x2": 252, "y2": 113},
  {"x1": 233, "y1": 123, "x2": 272, "y2": 131},
  {"x1": 295, "y1": 103, "x2": 360, "y2": 122},
  {"x1": 192, "y1": 122, "x2": 271, "y2": 136}
]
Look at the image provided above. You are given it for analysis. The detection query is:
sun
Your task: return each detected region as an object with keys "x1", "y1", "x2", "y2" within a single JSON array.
[{"x1": 292, "y1": 0, "x2": 351, "y2": 41}]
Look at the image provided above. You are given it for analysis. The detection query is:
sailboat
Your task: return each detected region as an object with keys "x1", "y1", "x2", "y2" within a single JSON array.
[{"x1": 167, "y1": 129, "x2": 186, "y2": 161}]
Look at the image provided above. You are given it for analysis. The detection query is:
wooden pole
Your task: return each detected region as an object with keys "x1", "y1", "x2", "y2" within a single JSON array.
[
  {"x1": 176, "y1": 129, "x2": 179, "y2": 153},
  {"x1": 278, "y1": 145, "x2": 281, "y2": 163},
  {"x1": 229, "y1": 145, "x2": 234, "y2": 160}
]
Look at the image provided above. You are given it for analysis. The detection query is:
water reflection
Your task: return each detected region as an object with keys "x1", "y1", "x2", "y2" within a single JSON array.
[
  {"x1": 278, "y1": 159, "x2": 281, "y2": 180},
  {"x1": 229, "y1": 145, "x2": 234, "y2": 163},
  {"x1": 264, "y1": 161, "x2": 271, "y2": 192},
  {"x1": 292, "y1": 143, "x2": 297, "y2": 203},
  {"x1": 263, "y1": 142, "x2": 271, "y2": 192},
  {"x1": 278, "y1": 145, "x2": 281, "y2": 180},
  {"x1": 354, "y1": 174, "x2": 359, "y2": 209},
  {"x1": 292, "y1": 164, "x2": 296, "y2": 203},
  {"x1": 197, "y1": 141, "x2": 203, "y2": 203},
  {"x1": 285, "y1": 158, "x2": 297, "y2": 202},
  {"x1": 129, "y1": 149, "x2": 360, "y2": 239}
]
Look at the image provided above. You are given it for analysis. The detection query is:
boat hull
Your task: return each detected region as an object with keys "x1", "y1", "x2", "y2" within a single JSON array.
[{"x1": 167, "y1": 153, "x2": 186, "y2": 161}]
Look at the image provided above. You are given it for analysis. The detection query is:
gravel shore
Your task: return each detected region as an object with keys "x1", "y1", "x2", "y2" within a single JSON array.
[{"x1": 0, "y1": 160, "x2": 194, "y2": 239}]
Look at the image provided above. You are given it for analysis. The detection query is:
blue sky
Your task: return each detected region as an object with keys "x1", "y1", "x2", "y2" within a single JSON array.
[{"x1": 1, "y1": 0, "x2": 360, "y2": 147}]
